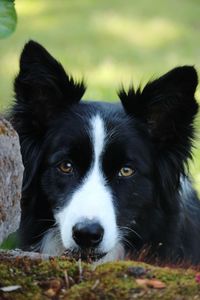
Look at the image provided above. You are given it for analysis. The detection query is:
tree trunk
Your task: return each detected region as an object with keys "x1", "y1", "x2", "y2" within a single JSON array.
[{"x1": 0, "y1": 118, "x2": 23, "y2": 244}]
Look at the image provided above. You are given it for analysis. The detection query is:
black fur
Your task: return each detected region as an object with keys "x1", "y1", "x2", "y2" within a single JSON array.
[{"x1": 11, "y1": 40, "x2": 200, "y2": 264}]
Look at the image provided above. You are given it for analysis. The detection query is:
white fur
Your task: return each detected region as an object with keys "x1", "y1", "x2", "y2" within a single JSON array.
[
  {"x1": 55, "y1": 115, "x2": 118, "y2": 255},
  {"x1": 94, "y1": 243, "x2": 125, "y2": 266},
  {"x1": 180, "y1": 175, "x2": 193, "y2": 201},
  {"x1": 39, "y1": 227, "x2": 64, "y2": 256}
]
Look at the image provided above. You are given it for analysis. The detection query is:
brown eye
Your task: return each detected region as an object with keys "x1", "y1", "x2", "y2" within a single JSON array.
[
  {"x1": 118, "y1": 166, "x2": 134, "y2": 177},
  {"x1": 58, "y1": 162, "x2": 73, "y2": 174}
]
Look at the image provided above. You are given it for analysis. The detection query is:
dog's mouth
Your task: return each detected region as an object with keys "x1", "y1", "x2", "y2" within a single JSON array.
[{"x1": 62, "y1": 248, "x2": 107, "y2": 262}]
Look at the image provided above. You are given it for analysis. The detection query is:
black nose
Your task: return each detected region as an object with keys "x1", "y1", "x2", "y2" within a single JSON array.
[{"x1": 72, "y1": 221, "x2": 104, "y2": 248}]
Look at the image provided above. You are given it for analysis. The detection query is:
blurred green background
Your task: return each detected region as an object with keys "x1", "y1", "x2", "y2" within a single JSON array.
[{"x1": 0, "y1": 0, "x2": 199, "y2": 194}]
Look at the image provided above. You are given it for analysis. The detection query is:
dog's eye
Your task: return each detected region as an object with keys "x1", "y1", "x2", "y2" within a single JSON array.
[
  {"x1": 58, "y1": 162, "x2": 73, "y2": 174},
  {"x1": 118, "y1": 166, "x2": 134, "y2": 177}
]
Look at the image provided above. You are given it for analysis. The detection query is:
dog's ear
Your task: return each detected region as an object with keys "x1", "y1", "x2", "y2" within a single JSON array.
[
  {"x1": 119, "y1": 66, "x2": 198, "y2": 192},
  {"x1": 119, "y1": 66, "x2": 198, "y2": 155},
  {"x1": 12, "y1": 41, "x2": 85, "y2": 192},
  {"x1": 13, "y1": 40, "x2": 86, "y2": 132}
]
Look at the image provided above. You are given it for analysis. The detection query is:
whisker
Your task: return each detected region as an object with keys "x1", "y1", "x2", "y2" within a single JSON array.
[
  {"x1": 33, "y1": 224, "x2": 57, "y2": 239},
  {"x1": 122, "y1": 237, "x2": 137, "y2": 251},
  {"x1": 118, "y1": 225, "x2": 143, "y2": 241},
  {"x1": 33, "y1": 226, "x2": 63, "y2": 255}
]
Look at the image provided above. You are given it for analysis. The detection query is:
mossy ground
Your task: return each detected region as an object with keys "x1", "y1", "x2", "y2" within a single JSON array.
[{"x1": 1, "y1": 255, "x2": 200, "y2": 300}]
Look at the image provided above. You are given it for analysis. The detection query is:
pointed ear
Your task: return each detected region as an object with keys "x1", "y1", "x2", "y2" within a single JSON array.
[
  {"x1": 13, "y1": 40, "x2": 86, "y2": 132},
  {"x1": 12, "y1": 41, "x2": 86, "y2": 192},
  {"x1": 119, "y1": 66, "x2": 198, "y2": 157}
]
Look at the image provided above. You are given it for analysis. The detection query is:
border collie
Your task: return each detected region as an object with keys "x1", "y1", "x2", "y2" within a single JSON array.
[{"x1": 11, "y1": 41, "x2": 200, "y2": 264}]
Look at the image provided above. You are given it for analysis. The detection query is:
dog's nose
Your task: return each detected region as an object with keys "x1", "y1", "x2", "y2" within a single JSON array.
[{"x1": 72, "y1": 221, "x2": 104, "y2": 248}]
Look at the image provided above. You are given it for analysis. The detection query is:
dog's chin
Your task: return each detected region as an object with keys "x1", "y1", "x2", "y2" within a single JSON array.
[{"x1": 62, "y1": 248, "x2": 107, "y2": 262}]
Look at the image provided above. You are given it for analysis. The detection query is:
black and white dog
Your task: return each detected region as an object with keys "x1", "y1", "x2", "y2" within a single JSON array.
[{"x1": 11, "y1": 41, "x2": 200, "y2": 264}]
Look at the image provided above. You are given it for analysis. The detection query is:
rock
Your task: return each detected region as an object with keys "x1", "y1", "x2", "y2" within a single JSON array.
[{"x1": 0, "y1": 117, "x2": 23, "y2": 244}]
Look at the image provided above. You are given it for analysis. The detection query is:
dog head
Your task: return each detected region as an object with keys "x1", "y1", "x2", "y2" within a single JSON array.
[{"x1": 12, "y1": 41, "x2": 198, "y2": 261}]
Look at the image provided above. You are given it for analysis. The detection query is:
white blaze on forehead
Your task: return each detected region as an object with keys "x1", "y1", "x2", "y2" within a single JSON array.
[
  {"x1": 55, "y1": 114, "x2": 118, "y2": 253},
  {"x1": 92, "y1": 114, "x2": 105, "y2": 166}
]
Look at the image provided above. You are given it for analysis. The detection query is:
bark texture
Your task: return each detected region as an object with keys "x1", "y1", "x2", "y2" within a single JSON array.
[{"x1": 0, "y1": 117, "x2": 23, "y2": 244}]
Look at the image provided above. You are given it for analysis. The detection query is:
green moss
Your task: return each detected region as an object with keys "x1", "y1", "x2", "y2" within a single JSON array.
[{"x1": 1, "y1": 256, "x2": 200, "y2": 299}]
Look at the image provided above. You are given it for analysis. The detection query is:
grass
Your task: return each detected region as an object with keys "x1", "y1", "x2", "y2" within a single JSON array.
[
  {"x1": 1, "y1": 254, "x2": 200, "y2": 299},
  {"x1": 0, "y1": 0, "x2": 199, "y2": 193}
]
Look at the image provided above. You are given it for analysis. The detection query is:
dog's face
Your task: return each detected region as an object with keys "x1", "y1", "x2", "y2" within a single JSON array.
[
  {"x1": 13, "y1": 41, "x2": 198, "y2": 261},
  {"x1": 40, "y1": 105, "x2": 154, "y2": 258}
]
